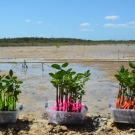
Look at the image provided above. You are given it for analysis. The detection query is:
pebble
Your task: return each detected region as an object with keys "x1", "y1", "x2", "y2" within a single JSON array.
[
  {"x1": 61, "y1": 126, "x2": 68, "y2": 131},
  {"x1": 129, "y1": 128, "x2": 135, "y2": 133},
  {"x1": 101, "y1": 117, "x2": 108, "y2": 121},
  {"x1": 0, "y1": 113, "x2": 135, "y2": 135}
]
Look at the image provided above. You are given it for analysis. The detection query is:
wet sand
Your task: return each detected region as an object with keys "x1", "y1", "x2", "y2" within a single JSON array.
[{"x1": 0, "y1": 44, "x2": 135, "y2": 116}]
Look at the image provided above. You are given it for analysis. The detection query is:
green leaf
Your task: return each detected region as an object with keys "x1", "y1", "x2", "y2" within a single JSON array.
[
  {"x1": 81, "y1": 90, "x2": 85, "y2": 95},
  {"x1": 114, "y1": 74, "x2": 121, "y2": 80},
  {"x1": 62, "y1": 62, "x2": 68, "y2": 68},
  {"x1": 50, "y1": 80, "x2": 58, "y2": 86},
  {"x1": 9, "y1": 70, "x2": 13, "y2": 77},
  {"x1": 12, "y1": 76, "x2": 17, "y2": 80},
  {"x1": 129, "y1": 61, "x2": 135, "y2": 69},
  {"x1": 71, "y1": 71, "x2": 76, "y2": 75},
  {"x1": 67, "y1": 68, "x2": 72, "y2": 72},
  {"x1": 49, "y1": 73, "x2": 55, "y2": 78},
  {"x1": 77, "y1": 73, "x2": 84, "y2": 76},
  {"x1": 17, "y1": 81, "x2": 23, "y2": 84},
  {"x1": 83, "y1": 77, "x2": 89, "y2": 83},
  {"x1": 120, "y1": 65, "x2": 125, "y2": 73},
  {"x1": 5, "y1": 76, "x2": 10, "y2": 79},
  {"x1": 0, "y1": 75, "x2": 5, "y2": 80},
  {"x1": 51, "y1": 64, "x2": 61, "y2": 70},
  {"x1": 8, "y1": 85, "x2": 14, "y2": 92}
]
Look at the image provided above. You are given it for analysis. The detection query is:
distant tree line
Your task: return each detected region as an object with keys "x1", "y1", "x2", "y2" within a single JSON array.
[{"x1": 0, "y1": 37, "x2": 135, "y2": 47}]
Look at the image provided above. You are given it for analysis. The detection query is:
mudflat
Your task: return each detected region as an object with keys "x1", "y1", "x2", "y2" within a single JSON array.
[
  {"x1": 0, "y1": 44, "x2": 135, "y2": 60},
  {"x1": 0, "y1": 44, "x2": 135, "y2": 114},
  {"x1": 0, "y1": 44, "x2": 135, "y2": 134}
]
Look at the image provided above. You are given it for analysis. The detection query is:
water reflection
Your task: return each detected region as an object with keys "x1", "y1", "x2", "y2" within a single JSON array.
[{"x1": 0, "y1": 59, "x2": 104, "y2": 80}]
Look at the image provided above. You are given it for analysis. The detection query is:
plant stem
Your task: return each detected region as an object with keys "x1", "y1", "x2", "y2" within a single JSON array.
[{"x1": 56, "y1": 85, "x2": 59, "y2": 111}]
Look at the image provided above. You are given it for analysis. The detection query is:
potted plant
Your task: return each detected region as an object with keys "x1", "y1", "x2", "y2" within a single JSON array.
[
  {"x1": 45, "y1": 62, "x2": 91, "y2": 124},
  {"x1": 109, "y1": 61, "x2": 135, "y2": 123},
  {"x1": 0, "y1": 69, "x2": 23, "y2": 124}
]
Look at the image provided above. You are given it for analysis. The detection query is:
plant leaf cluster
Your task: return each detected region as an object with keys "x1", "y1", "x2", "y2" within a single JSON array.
[
  {"x1": 0, "y1": 70, "x2": 23, "y2": 111},
  {"x1": 115, "y1": 61, "x2": 135, "y2": 109},
  {"x1": 49, "y1": 62, "x2": 91, "y2": 112}
]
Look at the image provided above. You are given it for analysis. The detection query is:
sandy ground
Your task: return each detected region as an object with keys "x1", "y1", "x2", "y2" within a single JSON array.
[
  {"x1": 0, "y1": 44, "x2": 135, "y2": 116},
  {"x1": 0, "y1": 44, "x2": 135, "y2": 60}
]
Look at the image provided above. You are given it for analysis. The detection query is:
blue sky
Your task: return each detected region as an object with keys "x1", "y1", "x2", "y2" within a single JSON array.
[{"x1": 0, "y1": 0, "x2": 135, "y2": 40}]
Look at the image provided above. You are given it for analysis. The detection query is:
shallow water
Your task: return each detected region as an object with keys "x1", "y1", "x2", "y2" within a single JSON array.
[
  {"x1": 0, "y1": 59, "x2": 106, "y2": 81},
  {"x1": 0, "y1": 59, "x2": 117, "y2": 116}
]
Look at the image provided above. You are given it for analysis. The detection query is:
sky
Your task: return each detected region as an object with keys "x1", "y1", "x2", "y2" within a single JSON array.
[{"x1": 0, "y1": 0, "x2": 135, "y2": 40}]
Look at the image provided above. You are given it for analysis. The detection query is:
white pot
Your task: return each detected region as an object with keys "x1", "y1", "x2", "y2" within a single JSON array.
[
  {"x1": 109, "y1": 103, "x2": 135, "y2": 123},
  {"x1": 45, "y1": 100, "x2": 88, "y2": 124},
  {"x1": 0, "y1": 103, "x2": 23, "y2": 124}
]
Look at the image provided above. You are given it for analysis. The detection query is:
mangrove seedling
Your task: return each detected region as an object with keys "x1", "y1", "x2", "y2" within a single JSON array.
[
  {"x1": 114, "y1": 61, "x2": 135, "y2": 109},
  {"x1": 49, "y1": 62, "x2": 91, "y2": 112},
  {"x1": 0, "y1": 70, "x2": 23, "y2": 111}
]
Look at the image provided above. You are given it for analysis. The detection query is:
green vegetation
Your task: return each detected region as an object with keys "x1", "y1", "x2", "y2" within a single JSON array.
[
  {"x1": 0, "y1": 37, "x2": 135, "y2": 47},
  {"x1": 115, "y1": 61, "x2": 135, "y2": 109},
  {"x1": 0, "y1": 70, "x2": 23, "y2": 111},
  {"x1": 49, "y1": 62, "x2": 90, "y2": 112}
]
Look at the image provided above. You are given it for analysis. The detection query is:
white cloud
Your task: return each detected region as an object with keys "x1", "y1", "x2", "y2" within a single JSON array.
[
  {"x1": 37, "y1": 21, "x2": 43, "y2": 24},
  {"x1": 104, "y1": 23, "x2": 129, "y2": 28},
  {"x1": 105, "y1": 16, "x2": 119, "y2": 20},
  {"x1": 80, "y1": 23, "x2": 90, "y2": 26},
  {"x1": 26, "y1": 19, "x2": 30, "y2": 22},
  {"x1": 79, "y1": 29, "x2": 94, "y2": 32},
  {"x1": 103, "y1": 22, "x2": 135, "y2": 30},
  {"x1": 104, "y1": 23, "x2": 116, "y2": 27},
  {"x1": 117, "y1": 24, "x2": 129, "y2": 27}
]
